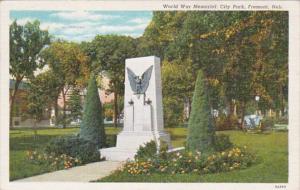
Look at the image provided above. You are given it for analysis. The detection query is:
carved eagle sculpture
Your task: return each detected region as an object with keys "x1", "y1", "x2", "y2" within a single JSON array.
[{"x1": 127, "y1": 65, "x2": 153, "y2": 95}]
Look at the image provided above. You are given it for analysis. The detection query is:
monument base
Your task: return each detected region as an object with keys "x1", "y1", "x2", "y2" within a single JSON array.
[{"x1": 100, "y1": 131, "x2": 171, "y2": 161}]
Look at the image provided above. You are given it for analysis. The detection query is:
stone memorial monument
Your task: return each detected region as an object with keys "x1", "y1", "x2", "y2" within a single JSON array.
[{"x1": 100, "y1": 56, "x2": 171, "y2": 161}]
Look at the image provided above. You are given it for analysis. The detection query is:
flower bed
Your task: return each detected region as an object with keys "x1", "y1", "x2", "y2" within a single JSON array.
[
  {"x1": 114, "y1": 146, "x2": 256, "y2": 176},
  {"x1": 26, "y1": 150, "x2": 82, "y2": 170}
]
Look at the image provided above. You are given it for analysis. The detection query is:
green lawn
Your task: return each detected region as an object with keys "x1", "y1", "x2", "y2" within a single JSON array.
[
  {"x1": 10, "y1": 127, "x2": 288, "y2": 183},
  {"x1": 9, "y1": 126, "x2": 121, "y2": 181},
  {"x1": 100, "y1": 130, "x2": 288, "y2": 183}
]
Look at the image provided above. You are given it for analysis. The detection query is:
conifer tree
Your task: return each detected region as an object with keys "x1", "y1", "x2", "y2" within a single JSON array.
[
  {"x1": 80, "y1": 74, "x2": 106, "y2": 147},
  {"x1": 187, "y1": 70, "x2": 215, "y2": 152}
]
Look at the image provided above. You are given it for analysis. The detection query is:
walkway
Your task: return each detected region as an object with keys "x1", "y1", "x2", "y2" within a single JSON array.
[{"x1": 16, "y1": 161, "x2": 122, "y2": 182}]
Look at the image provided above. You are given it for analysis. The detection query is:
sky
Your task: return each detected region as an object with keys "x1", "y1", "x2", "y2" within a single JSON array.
[{"x1": 10, "y1": 11, "x2": 153, "y2": 42}]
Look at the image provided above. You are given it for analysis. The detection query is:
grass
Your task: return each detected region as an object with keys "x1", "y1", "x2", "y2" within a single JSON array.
[
  {"x1": 10, "y1": 127, "x2": 288, "y2": 183},
  {"x1": 9, "y1": 126, "x2": 121, "y2": 181},
  {"x1": 99, "y1": 130, "x2": 288, "y2": 183}
]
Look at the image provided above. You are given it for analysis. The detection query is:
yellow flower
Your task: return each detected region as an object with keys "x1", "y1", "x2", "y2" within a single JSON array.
[
  {"x1": 229, "y1": 167, "x2": 234, "y2": 170},
  {"x1": 188, "y1": 152, "x2": 193, "y2": 156},
  {"x1": 221, "y1": 152, "x2": 225, "y2": 156}
]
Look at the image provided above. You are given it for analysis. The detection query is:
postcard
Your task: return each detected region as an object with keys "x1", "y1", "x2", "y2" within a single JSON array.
[{"x1": 0, "y1": 1, "x2": 299, "y2": 190}]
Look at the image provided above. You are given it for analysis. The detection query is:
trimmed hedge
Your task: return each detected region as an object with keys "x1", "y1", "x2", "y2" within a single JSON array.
[{"x1": 44, "y1": 136, "x2": 100, "y2": 164}]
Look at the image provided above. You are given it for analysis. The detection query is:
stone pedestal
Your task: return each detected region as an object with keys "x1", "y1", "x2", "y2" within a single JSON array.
[{"x1": 100, "y1": 56, "x2": 171, "y2": 161}]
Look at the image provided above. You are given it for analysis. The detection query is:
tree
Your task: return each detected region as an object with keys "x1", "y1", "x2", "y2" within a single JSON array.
[
  {"x1": 80, "y1": 74, "x2": 106, "y2": 146},
  {"x1": 68, "y1": 88, "x2": 83, "y2": 122},
  {"x1": 137, "y1": 11, "x2": 188, "y2": 59},
  {"x1": 9, "y1": 20, "x2": 50, "y2": 127},
  {"x1": 88, "y1": 35, "x2": 137, "y2": 127},
  {"x1": 41, "y1": 41, "x2": 89, "y2": 127},
  {"x1": 141, "y1": 11, "x2": 288, "y2": 123},
  {"x1": 27, "y1": 74, "x2": 51, "y2": 139},
  {"x1": 187, "y1": 70, "x2": 215, "y2": 153},
  {"x1": 161, "y1": 59, "x2": 195, "y2": 126}
]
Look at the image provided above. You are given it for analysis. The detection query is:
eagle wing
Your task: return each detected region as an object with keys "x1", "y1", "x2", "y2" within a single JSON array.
[
  {"x1": 127, "y1": 67, "x2": 137, "y2": 93},
  {"x1": 140, "y1": 65, "x2": 153, "y2": 94}
]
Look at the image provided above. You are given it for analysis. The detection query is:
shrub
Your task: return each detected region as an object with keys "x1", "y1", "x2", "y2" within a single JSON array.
[
  {"x1": 106, "y1": 135, "x2": 117, "y2": 147},
  {"x1": 214, "y1": 134, "x2": 233, "y2": 151},
  {"x1": 45, "y1": 136, "x2": 100, "y2": 164},
  {"x1": 216, "y1": 114, "x2": 239, "y2": 131},
  {"x1": 80, "y1": 74, "x2": 106, "y2": 146},
  {"x1": 261, "y1": 117, "x2": 275, "y2": 129},
  {"x1": 275, "y1": 116, "x2": 288, "y2": 124},
  {"x1": 134, "y1": 141, "x2": 157, "y2": 161},
  {"x1": 134, "y1": 140, "x2": 169, "y2": 161},
  {"x1": 187, "y1": 70, "x2": 215, "y2": 152},
  {"x1": 134, "y1": 140, "x2": 168, "y2": 160}
]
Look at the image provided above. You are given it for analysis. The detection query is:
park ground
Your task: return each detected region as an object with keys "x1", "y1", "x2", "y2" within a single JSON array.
[{"x1": 10, "y1": 127, "x2": 288, "y2": 182}]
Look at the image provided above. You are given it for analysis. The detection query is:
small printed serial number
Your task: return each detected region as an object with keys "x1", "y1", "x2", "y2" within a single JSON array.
[{"x1": 275, "y1": 185, "x2": 286, "y2": 189}]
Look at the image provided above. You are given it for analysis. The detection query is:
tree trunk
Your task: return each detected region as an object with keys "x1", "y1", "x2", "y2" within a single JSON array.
[
  {"x1": 33, "y1": 119, "x2": 38, "y2": 141},
  {"x1": 9, "y1": 79, "x2": 22, "y2": 128},
  {"x1": 113, "y1": 92, "x2": 118, "y2": 128},
  {"x1": 54, "y1": 97, "x2": 59, "y2": 126},
  {"x1": 62, "y1": 89, "x2": 67, "y2": 128},
  {"x1": 240, "y1": 102, "x2": 246, "y2": 130},
  {"x1": 281, "y1": 88, "x2": 285, "y2": 117}
]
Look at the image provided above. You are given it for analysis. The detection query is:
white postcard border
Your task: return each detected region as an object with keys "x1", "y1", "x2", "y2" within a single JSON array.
[{"x1": 0, "y1": 1, "x2": 299, "y2": 190}]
